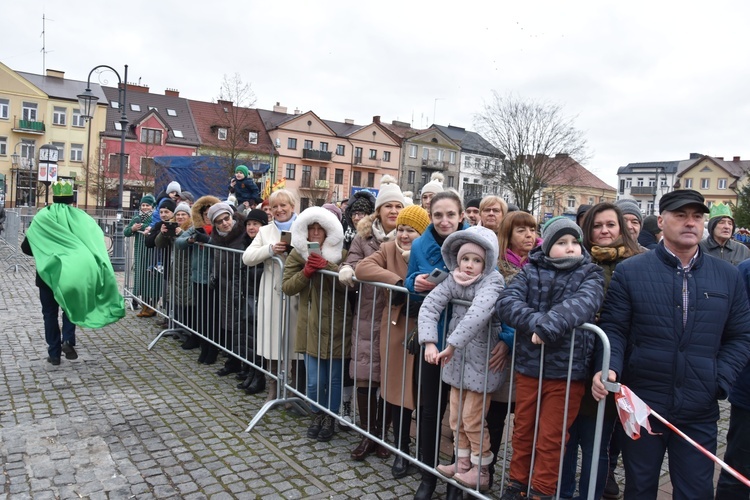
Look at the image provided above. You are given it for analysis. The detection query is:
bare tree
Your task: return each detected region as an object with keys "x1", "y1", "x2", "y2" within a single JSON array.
[{"x1": 474, "y1": 92, "x2": 590, "y2": 211}]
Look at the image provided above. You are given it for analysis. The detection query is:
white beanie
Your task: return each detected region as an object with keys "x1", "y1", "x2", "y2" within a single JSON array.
[
  {"x1": 402, "y1": 190, "x2": 414, "y2": 207},
  {"x1": 420, "y1": 172, "x2": 444, "y2": 196},
  {"x1": 375, "y1": 175, "x2": 405, "y2": 210},
  {"x1": 207, "y1": 202, "x2": 233, "y2": 223},
  {"x1": 174, "y1": 202, "x2": 191, "y2": 215},
  {"x1": 166, "y1": 181, "x2": 181, "y2": 195}
]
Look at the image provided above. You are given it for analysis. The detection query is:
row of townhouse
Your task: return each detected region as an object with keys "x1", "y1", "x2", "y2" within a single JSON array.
[
  {"x1": 0, "y1": 62, "x2": 512, "y2": 211},
  {"x1": 617, "y1": 152, "x2": 750, "y2": 214}
]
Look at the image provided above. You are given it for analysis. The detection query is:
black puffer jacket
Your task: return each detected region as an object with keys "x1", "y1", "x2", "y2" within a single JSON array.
[
  {"x1": 599, "y1": 243, "x2": 750, "y2": 423},
  {"x1": 497, "y1": 247, "x2": 604, "y2": 381}
]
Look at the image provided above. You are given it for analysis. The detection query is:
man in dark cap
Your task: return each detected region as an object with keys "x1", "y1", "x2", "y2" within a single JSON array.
[
  {"x1": 465, "y1": 198, "x2": 481, "y2": 226},
  {"x1": 592, "y1": 189, "x2": 750, "y2": 499}
]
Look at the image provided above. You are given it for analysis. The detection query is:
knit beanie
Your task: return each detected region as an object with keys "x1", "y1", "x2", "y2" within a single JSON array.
[
  {"x1": 207, "y1": 202, "x2": 233, "y2": 223},
  {"x1": 541, "y1": 216, "x2": 582, "y2": 256},
  {"x1": 420, "y1": 172, "x2": 444, "y2": 196},
  {"x1": 140, "y1": 194, "x2": 156, "y2": 207},
  {"x1": 179, "y1": 191, "x2": 195, "y2": 204},
  {"x1": 245, "y1": 208, "x2": 268, "y2": 226},
  {"x1": 174, "y1": 202, "x2": 191, "y2": 216},
  {"x1": 349, "y1": 191, "x2": 375, "y2": 215},
  {"x1": 160, "y1": 198, "x2": 177, "y2": 213},
  {"x1": 396, "y1": 205, "x2": 430, "y2": 235},
  {"x1": 615, "y1": 199, "x2": 643, "y2": 223},
  {"x1": 402, "y1": 191, "x2": 414, "y2": 206},
  {"x1": 322, "y1": 203, "x2": 342, "y2": 222},
  {"x1": 466, "y1": 198, "x2": 481, "y2": 210},
  {"x1": 642, "y1": 215, "x2": 661, "y2": 236},
  {"x1": 375, "y1": 175, "x2": 405, "y2": 210},
  {"x1": 235, "y1": 165, "x2": 249, "y2": 177},
  {"x1": 166, "y1": 181, "x2": 181, "y2": 195},
  {"x1": 457, "y1": 241, "x2": 486, "y2": 263}
]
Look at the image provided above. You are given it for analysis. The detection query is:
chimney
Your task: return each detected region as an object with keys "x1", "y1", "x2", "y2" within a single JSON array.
[
  {"x1": 555, "y1": 153, "x2": 569, "y2": 159},
  {"x1": 392, "y1": 120, "x2": 410, "y2": 128},
  {"x1": 294, "y1": 107, "x2": 301, "y2": 115},
  {"x1": 273, "y1": 102, "x2": 287, "y2": 114},
  {"x1": 717, "y1": 157, "x2": 724, "y2": 160},
  {"x1": 689, "y1": 152, "x2": 701, "y2": 159},
  {"x1": 126, "y1": 82, "x2": 150, "y2": 93},
  {"x1": 46, "y1": 69, "x2": 64, "y2": 78},
  {"x1": 373, "y1": 115, "x2": 381, "y2": 124},
  {"x1": 344, "y1": 119, "x2": 354, "y2": 125},
  {"x1": 165, "y1": 88, "x2": 179, "y2": 97},
  {"x1": 733, "y1": 156, "x2": 741, "y2": 162}
]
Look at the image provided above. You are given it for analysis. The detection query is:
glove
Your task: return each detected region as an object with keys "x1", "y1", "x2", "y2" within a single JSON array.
[
  {"x1": 303, "y1": 253, "x2": 328, "y2": 278},
  {"x1": 338, "y1": 265, "x2": 355, "y2": 287},
  {"x1": 193, "y1": 230, "x2": 210, "y2": 244}
]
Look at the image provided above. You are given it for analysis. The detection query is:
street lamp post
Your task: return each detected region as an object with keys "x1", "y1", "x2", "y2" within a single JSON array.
[{"x1": 77, "y1": 64, "x2": 128, "y2": 272}]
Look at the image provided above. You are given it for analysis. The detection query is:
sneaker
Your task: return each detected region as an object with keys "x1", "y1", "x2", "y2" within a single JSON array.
[
  {"x1": 317, "y1": 414, "x2": 335, "y2": 442},
  {"x1": 47, "y1": 356, "x2": 61, "y2": 366},
  {"x1": 61, "y1": 341, "x2": 78, "y2": 360},
  {"x1": 500, "y1": 480, "x2": 527, "y2": 500},
  {"x1": 307, "y1": 413, "x2": 324, "y2": 439}
]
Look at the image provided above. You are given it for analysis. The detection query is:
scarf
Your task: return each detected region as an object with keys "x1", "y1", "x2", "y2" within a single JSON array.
[
  {"x1": 138, "y1": 208, "x2": 153, "y2": 221},
  {"x1": 395, "y1": 240, "x2": 411, "y2": 263},
  {"x1": 431, "y1": 226, "x2": 447, "y2": 247},
  {"x1": 372, "y1": 218, "x2": 396, "y2": 243},
  {"x1": 274, "y1": 213, "x2": 297, "y2": 232},
  {"x1": 545, "y1": 255, "x2": 585, "y2": 271},
  {"x1": 589, "y1": 236, "x2": 636, "y2": 263},
  {"x1": 504, "y1": 248, "x2": 528, "y2": 269},
  {"x1": 452, "y1": 268, "x2": 482, "y2": 286},
  {"x1": 215, "y1": 219, "x2": 236, "y2": 237}
]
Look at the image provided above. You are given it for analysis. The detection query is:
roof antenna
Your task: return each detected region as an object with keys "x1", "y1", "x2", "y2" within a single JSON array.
[{"x1": 41, "y1": 12, "x2": 54, "y2": 74}]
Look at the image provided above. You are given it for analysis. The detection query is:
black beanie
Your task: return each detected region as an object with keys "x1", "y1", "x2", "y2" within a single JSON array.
[
  {"x1": 160, "y1": 199, "x2": 177, "y2": 213},
  {"x1": 245, "y1": 208, "x2": 268, "y2": 226}
]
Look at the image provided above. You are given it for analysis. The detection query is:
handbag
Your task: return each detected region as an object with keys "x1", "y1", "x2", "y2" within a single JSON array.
[{"x1": 405, "y1": 325, "x2": 420, "y2": 356}]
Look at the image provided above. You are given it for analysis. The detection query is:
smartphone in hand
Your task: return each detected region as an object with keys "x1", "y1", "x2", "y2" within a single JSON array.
[
  {"x1": 425, "y1": 268, "x2": 448, "y2": 284},
  {"x1": 308, "y1": 242, "x2": 321, "y2": 255},
  {"x1": 280, "y1": 231, "x2": 292, "y2": 245}
]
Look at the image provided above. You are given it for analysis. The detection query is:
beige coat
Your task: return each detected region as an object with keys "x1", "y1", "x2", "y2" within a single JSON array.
[{"x1": 356, "y1": 241, "x2": 417, "y2": 410}]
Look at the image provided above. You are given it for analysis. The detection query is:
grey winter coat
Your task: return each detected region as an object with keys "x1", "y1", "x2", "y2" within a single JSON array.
[{"x1": 418, "y1": 226, "x2": 505, "y2": 393}]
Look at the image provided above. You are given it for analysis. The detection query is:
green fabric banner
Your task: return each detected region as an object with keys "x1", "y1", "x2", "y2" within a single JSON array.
[{"x1": 27, "y1": 204, "x2": 126, "y2": 328}]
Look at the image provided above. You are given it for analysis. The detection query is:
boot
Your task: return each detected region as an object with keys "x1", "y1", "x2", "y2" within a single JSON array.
[
  {"x1": 413, "y1": 473, "x2": 436, "y2": 500},
  {"x1": 203, "y1": 346, "x2": 219, "y2": 365},
  {"x1": 137, "y1": 305, "x2": 156, "y2": 318},
  {"x1": 181, "y1": 334, "x2": 201, "y2": 350},
  {"x1": 245, "y1": 372, "x2": 266, "y2": 395},
  {"x1": 375, "y1": 396, "x2": 391, "y2": 459},
  {"x1": 445, "y1": 484, "x2": 465, "y2": 500},
  {"x1": 237, "y1": 368, "x2": 256, "y2": 389},
  {"x1": 317, "y1": 414, "x2": 335, "y2": 442},
  {"x1": 198, "y1": 340, "x2": 210, "y2": 364},
  {"x1": 499, "y1": 480, "x2": 526, "y2": 500},
  {"x1": 351, "y1": 391, "x2": 378, "y2": 460},
  {"x1": 454, "y1": 465, "x2": 490, "y2": 492},
  {"x1": 307, "y1": 413, "x2": 324, "y2": 439},
  {"x1": 436, "y1": 453, "x2": 471, "y2": 478}
]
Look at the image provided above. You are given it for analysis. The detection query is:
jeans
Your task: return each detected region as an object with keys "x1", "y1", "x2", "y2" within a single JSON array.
[
  {"x1": 304, "y1": 353, "x2": 342, "y2": 414},
  {"x1": 716, "y1": 404, "x2": 750, "y2": 499},
  {"x1": 39, "y1": 283, "x2": 76, "y2": 359}
]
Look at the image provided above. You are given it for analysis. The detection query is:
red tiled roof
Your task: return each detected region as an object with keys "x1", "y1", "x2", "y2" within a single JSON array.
[
  {"x1": 188, "y1": 100, "x2": 275, "y2": 154},
  {"x1": 545, "y1": 156, "x2": 616, "y2": 192}
]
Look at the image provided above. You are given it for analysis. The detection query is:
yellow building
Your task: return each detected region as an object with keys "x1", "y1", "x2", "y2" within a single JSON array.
[
  {"x1": 675, "y1": 155, "x2": 749, "y2": 208},
  {"x1": 0, "y1": 62, "x2": 107, "y2": 208}
]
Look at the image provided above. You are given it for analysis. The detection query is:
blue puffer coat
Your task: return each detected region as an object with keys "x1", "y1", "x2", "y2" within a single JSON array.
[
  {"x1": 599, "y1": 243, "x2": 750, "y2": 423},
  {"x1": 497, "y1": 247, "x2": 604, "y2": 381}
]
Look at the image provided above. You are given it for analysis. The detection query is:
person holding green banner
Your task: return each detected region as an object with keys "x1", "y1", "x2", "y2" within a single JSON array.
[{"x1": 21, "y1": 180, "x2": 125, "y2": 365}]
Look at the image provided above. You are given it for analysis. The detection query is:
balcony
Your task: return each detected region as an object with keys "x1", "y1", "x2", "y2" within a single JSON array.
[
  {"x1": 314, "y1": 179, "x2": 329, "y2": 189},
  {"x1": 300, "y1": 175, "x2": 329, "y2": 190},
  {"x1": 422, "y1": 159, "x2": 448, "y2": 169},
  {"x1": 302, "y1": 149, "x2": 332, "y2": 162},
  {"x1": 630, "y1": 186, "x2": 656, "y2": 196},
  {"x1": 13, "y1": 117, "x2": 46, "y2": 134}
]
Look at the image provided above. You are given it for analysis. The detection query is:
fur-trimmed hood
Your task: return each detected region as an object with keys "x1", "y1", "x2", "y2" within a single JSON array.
[
  {"x1": 291, "y1": 206, "x2": 344, "y2": 263},
  {"x1": 355, "y1": 213, "x2": 377, "y2": 239},
  {"x1": 441, "y1": 225, "x2": 499, "y2": 278},
  {"x1": 191, "y1": 195, "x2": 221, "y2": 229}
]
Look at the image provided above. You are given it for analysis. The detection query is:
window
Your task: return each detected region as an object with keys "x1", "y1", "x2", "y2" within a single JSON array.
[
  {"x1": 52, "y1": 142, "x2": 65, "y2": 160},
  {"x1": 108, "y1": 153, "x2": 129, "y2": 173},
  {"x1": 661, "y1": 178, "x2": 668, "y2": 187},
  {"x1": 647, "y1": 201, "x2": 654, "y2": 214},
  {"x1": 218, "y1": 128, "x2": 228, "y2": 141},
  {"x1": 567, "y1": 196, "x2": 577, "y2": 208},
  {"x1": 287, "y1": 137, "x2": 297, "y2": 149},
  {"x1": 140, "y1": 157, "x2": 155, "y2": 176},
  {"x1": 684, "y1": 178, "x2": 693, "y2": 188},
  {"x1": 474, "y1": 158, "x2": 480, "y2": 168},
  {"x1": 465, "y1": 156, "x2": 471, "y2": 168},
  {"x1": 700, "y1": 178, "x2": 710, "y2": 190},
  {"x1": 110, "y1": 101, "x2": 119, "y2": 109},
  {"x1": 173, "y1": 130, "x2": 184, "y2": 138},
  {"x1": 408, "y1": 170, "x2": 416, "y2": 184},
  {"x1": 248, "y1": 131, "x2": 258, "y2": 144},
  {"x1": 72, "y1": 109, "x2": 85, "y2": 128},
  {"x1": 0, "y1": 98, "x2": 8, "y2": 119},
  {"x1": 166, "y1": 108, "x2": 177, "y2": 117},
  {"x1": 352, "y1": 171, "x2": 362, "y2": 186},
  {"x1": 354, "y1": 147, "x2": 363, "y2": 162},
  {"x1": 383, "y1": 151, "x2": 391, "y2": 162},
  {"x1": 648, "y1": 177, "x2": 655, "y2": 187},
  {"x1": 408, "y1": 144, "x2": 417, "y2": 158},
  {"x1": 114, "y1": 122, "x2": 122, "y2": 131},
  {"x1": 718, "y1": 178, "x2": 728, "y2": 190},
  {"x1": 22, "y1": 102, "x2": 38, "y2": 121},
  {"x1": 130, "y1": 103, "x2": 141, "y2": 112},
  {"x1": 625, "y1": 178, "x2": 632, "y2": 189},
  {"x1": 53, "y1": 106, "x2": 67, "y2": 126},
  {"x1": 304, "y1": 140, "x2": 313, "y2": 150},
  {"x1": 336, "y1": 144, "x2": 345, "y2": 156},
  {"x1": 369, "y1": 149, "x2": 377, "y2": 160},
  {"x1": 320, "y1": 142, "x2": 328, "y2": 152},
  {"x1": 636, "y1": 178, "x2": 644, "y2": 187},
  {"x1": 70, "y1": 144, "x2": 84, "y2": 162},
  {"x1": 301, "y1": 165, "x2": 312, "y2": 186},
  {"x1": 140, "y1": 128, "x2": 163, "y2": 144},
  {"x1": 367, "y1": 172, "x2": 375, "y2": 187},
  {"x1": 422, "y1": 148, "x2": 429, "y2": 160},
  {"x1": 285, "y1": 163, "x2": 296, "y2": 180},
  {"x1": 447, "y1": 176, "x2": 454, "y2": 188},
  {"x1": 319, "y1": 167, "x2": 327, "y2": 180},
  {"x1": 449, "y1": 151, "x2": 456, "y2": 164},
  {"x1": 545, "y1": 194, "x2": 554, "y2": 207},
  {"x1": 300, "y1": 198, "x2": 311, "y2": 211},
  {"x1": 437, "y1": 149, "x2": 444, "y2": 162},
  {"x1": 335, "y1": 169, "x2": 344, "y2": 184},
  {"x1": 0, "y1": 136, "x2": 7, "y2": 155},
  {"x1": 588, "y1": 197, "x2": 595, "y2": 205}
]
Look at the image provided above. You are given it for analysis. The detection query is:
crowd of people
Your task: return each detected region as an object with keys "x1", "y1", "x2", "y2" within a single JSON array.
[{"x1": 122, "y1": 168, "x2": 750, "y2": 500}]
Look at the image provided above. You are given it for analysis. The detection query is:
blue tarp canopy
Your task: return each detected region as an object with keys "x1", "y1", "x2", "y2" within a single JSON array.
[{"x1": 154, "y1": 156, "x2": 269, "y2": 199}]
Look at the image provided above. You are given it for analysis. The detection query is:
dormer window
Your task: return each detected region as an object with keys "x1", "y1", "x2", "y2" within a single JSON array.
[
  {"x1": 140, "y1": 128, "x2": 162, "y2": 144},
  {"x1": 130, "y1": 103, "x2": 141, "y2": 112},
  {"x1": 218, "y1": 128, "x2": 228, "y2": 141},
  {"x1": 248, "y1": 131, "x2": 258, "y2": 144}
]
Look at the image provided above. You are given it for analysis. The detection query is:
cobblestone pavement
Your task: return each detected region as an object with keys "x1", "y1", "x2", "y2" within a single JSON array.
[{"x1": 0, "y1": 250, "x2": 733, "y2": 499}]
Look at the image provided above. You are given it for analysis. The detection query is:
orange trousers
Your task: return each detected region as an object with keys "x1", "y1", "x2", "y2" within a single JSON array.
[{"x1": 509, "y1": 373, "x2": 585, "y2": 495}]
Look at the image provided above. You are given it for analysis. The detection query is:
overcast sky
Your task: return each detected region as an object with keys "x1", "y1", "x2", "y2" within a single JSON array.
[{"x1": 4, "y1": 1, "x2": 750, "y2": 187}]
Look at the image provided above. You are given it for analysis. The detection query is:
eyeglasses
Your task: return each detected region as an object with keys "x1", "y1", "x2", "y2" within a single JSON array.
[
  {"x1": 352, "y1": 211, "x2": 366, "y2": 218},
  {"x1": 215, "y1": 215, "x2": 232, "y2": 225}
]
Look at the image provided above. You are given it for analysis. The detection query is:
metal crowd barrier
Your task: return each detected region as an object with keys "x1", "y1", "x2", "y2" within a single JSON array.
[
  {"x1": 124, "y1": 237, "x2": 611, "y2": 500},
  {"x1": 1, "y1": 209, "x2": 33, "y2": 273}
]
